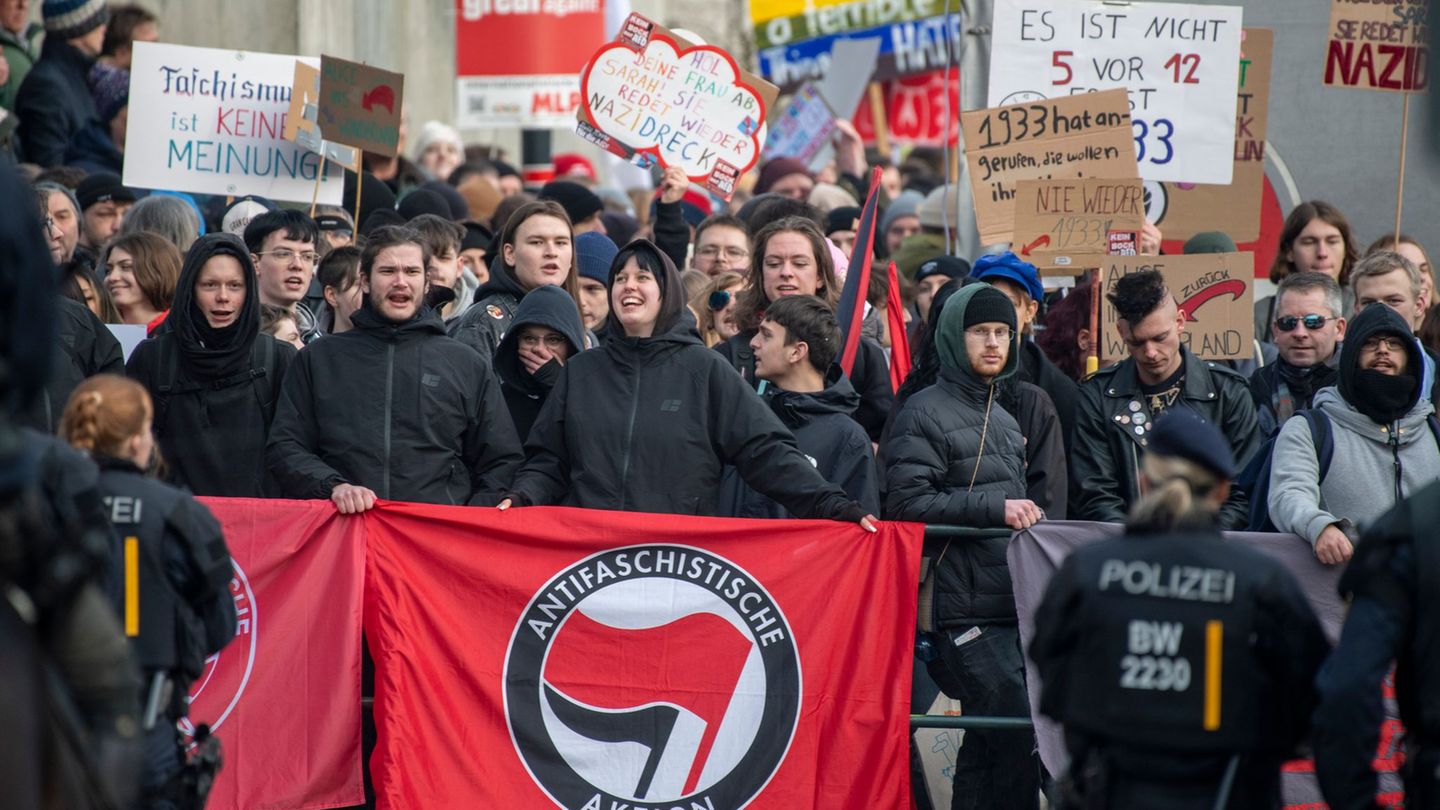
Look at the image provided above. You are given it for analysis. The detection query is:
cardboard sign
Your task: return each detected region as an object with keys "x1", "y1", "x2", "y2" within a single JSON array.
[
  {"x1": 577, "y1": 13, "x2": 779, "y2": 200},
  {"x1": 123, "y1": 42, "x2": 346, "y2": 204},
  {"x1": 282, "y1": 61, "x2": 360, "y2": 171},
  {"x1": 453, "y1": 0, "x2": 604, "y2": 128},
  {"x1": 1323, "y1": 0, "x2": 1428, "y2": 92},
  {"x1": 765, "y1": 83, "x2": 837, "y2": 164},
  {"x1": 318, "y1": 56, "x2": 403, "y2": 157},
  {"x1": 961, "y1": 88, "x2": 1138, "y2": 246},
  {"x1": 1100, "y1": 252, "x2": 1255, "y2": 361},
  {"x1": 988, "y1": 0, "x2": 1243, "y2": 184},
  {"x1": 1012, "y1": 178, "x2": 1145, "y2": 272},
  {"x1": 1151, "y1": 28, "x2": 1273, "y2": 243}
]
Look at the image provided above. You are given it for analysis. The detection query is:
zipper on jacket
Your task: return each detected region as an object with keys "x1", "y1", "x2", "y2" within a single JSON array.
[
  {"x1": 617, "y1": 362, "x2": 642, "y2": 509},
  {"x1": 1389, "y1": 426, "x2": 1403, "y2": 502},
  {"x1": 382, "y1": 343, "x2": 395, "y2": 500}
]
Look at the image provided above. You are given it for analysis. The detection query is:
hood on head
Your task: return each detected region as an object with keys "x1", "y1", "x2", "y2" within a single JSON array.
[
  {"x1": 604, "y1": 239, "x2": 686, "y2": 339},
  {"x1": 1339, "y1": 303, "x2": 1423, "y2": 407},
  {"x1": 171, "y1": 232, "x2": 259, "y2": 348},
  {"x1": 495, "y1": 285, "x2": 586, "y2": 385},
  {"x1": 932, "y1": 283, "x2": 1019, "y2": 382}
]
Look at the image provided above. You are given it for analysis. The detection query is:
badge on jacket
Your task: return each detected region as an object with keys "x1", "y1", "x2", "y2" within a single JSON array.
[{"x1": 487, "y1": 304, "x2": 504, "y2": 319}]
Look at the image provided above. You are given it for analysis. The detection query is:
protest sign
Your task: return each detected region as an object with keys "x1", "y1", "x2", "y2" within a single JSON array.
[
  {"x1": 1099, "y1": 252, "x2": 1254, "y2": 361},
  {"x1": 852, "y1": 69, "x2": 960, "y2": 147},
  {"x1": 1324, "y1": 0, "x2": 1428, "y2": 92},
  {"x1": 765, "y1": 83, "x2": 837, "y2": 164},
  {"x1": 1150, "y1": 28, "x2": 1272, "y2": 243},
  {"x1": 1012, "y1": 178, "x2": 1145, "y2": 272},
  {"x1": 961, "y1": 88, "x2": 1138, "y2": 245},
  {"x1": 577, "y1": 13, "x2": 778, "y2": 200},
  {"x1": 988, "y1": 0, "x2": 1243, "y2": 185},
  {"x1": 282, "y1": 61, "x2": 359, "y2": 172},
  {"x1": 124, "y1": 42, "x2": 345, "y2": 204},
  {"x1": 454, "y1": 0, "x2": 606, "y2": 128},
  {"x1": 318, "y1": 55, "x2": 402, "y2": 157},
  {"x1": 756, "y1": 13, "x2": 961, "y2": 91}
]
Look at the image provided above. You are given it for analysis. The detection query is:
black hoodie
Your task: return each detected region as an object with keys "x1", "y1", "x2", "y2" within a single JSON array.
[
  {"x1": 447, "y1": 253, "x2": 528, "y2": 360},
  {"x1": 266, "y1": 299, "x2": 522, "y2": 505},
  {"x1": 718, "y1": 368, "x2": 881, "y2": 518},
  {"x1": 508, "y1": 242, "x2": 864, "y2": 520},
  {"x1": 127, "y1": 233, "x2": 296, "y2": 497},
  {"x1": 494, "y1": 285, "x2": 586, "y2": 442},
  {"x1": 1338, "y1": 304, "x2": 1425, "y2": 425}
]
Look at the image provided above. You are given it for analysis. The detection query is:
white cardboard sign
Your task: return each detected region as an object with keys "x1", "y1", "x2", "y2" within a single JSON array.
[
  {"x1": 987, "y1": 0, "x2": 1243, "y2": 185},
  {"x1": 125, "y1": 42, "x2": 345, "y2": 204}
]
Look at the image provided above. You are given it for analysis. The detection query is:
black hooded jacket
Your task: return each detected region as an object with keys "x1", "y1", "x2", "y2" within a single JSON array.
[
  {"x1": 494, "y1": 285, "x2": 586, "y2": 443},
  {"x1": 718, "y1": 368, "x2": 881, "y2": 518},
  {"x1": 508, "y1": 241, "x2": 862, "y2": 520},
  {"x1": 447, "y1": 254, "x2": 527, "y2": 360},
  {"x1": 22, "y1": 297, "x2": 124, "y2": 434},
  {"x1": 127, "y1": 234, "x2": 296, "y2": 497},
  {"x1": 267, "y1": 303, "x2": 523, "y2": 505}
]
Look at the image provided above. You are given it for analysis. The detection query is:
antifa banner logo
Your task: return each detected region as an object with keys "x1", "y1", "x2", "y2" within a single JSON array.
[
  {"x1": 505, "y1": 545, "x2": 801, "y2": 810},
  {"x1": 183, "y1": 559, "x2": 258, "y2": 744}
]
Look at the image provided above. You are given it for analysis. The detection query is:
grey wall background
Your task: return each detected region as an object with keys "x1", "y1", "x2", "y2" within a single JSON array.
[{"x1": 122, "y1": 0, "x2": 1438, "y2": 250}]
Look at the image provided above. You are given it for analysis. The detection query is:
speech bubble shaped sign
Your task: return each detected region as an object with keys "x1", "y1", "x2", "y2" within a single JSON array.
[{"x1": 580, "y1": 35, "x2": 765, "y2": 186}]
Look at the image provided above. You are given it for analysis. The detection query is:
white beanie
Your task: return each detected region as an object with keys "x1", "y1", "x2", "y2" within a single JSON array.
[{"x1": 412, "y1": 120, "x2": 464, "y2": 163}]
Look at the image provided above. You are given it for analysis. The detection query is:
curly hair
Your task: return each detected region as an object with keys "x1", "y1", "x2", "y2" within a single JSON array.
[{"x1": 1106, "y1": 269, "x2": 1171, "y2": 325}]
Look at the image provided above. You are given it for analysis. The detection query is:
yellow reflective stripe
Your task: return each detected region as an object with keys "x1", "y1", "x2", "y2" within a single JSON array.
[
  {"x1": 1204, "y1": 620, "x2": 1223, "y2": 731},
  {"x1": 124, "y1": 537, "x2": 139, "y2": 637}
]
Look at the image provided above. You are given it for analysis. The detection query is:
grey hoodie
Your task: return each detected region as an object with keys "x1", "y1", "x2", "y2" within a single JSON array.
[{"x1": 1267, "y1": 386, "x2": 1440, "y2": 544}]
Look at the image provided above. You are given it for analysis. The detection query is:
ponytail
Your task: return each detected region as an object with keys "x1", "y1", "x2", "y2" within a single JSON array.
[
  {"x1": 61, "y1": 375, "x2": 152, "y2": 459},
  {"x1": 1127, "y1": 453, "x2": 1222, "y2": 532}
]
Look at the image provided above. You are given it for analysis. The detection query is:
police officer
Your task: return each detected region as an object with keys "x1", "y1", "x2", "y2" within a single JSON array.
[
  {"x1": 61, "y1": 374, "x2": 237, "y2": 810},
  {"x1": 1314, "y1": 478, "x2": 1440, "y2": 809},
  {"x1": 1029, "y1": 409, "x2": 1330, "y2": 809}
]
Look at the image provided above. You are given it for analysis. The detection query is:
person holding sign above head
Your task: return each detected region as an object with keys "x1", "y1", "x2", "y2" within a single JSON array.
[
  {"x1": 1030, "y1": 408, "x2": 1329, "y2": 810},
  {"x1": 1071, "y1": 270, "x2": 1261, "y2": 528},
  {"x1": 448, "y1": 200, "x2": 583, "y2": 360}
]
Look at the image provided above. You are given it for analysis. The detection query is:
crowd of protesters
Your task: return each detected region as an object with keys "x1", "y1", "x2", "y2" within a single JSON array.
[{"x1": 6, "y1": 1, "x2": 1440, "y2": 808}]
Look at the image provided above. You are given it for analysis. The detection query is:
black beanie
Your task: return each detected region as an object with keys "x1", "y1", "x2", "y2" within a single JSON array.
[
  {"x1": 540, "y1": 181, "x2": 603, "y2": 226},
  {"x1": 963, "y1": 285, "x2": 1017, "y2": 331}
]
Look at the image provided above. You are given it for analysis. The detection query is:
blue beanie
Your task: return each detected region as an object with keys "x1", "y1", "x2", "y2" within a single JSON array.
[
  {"x1": 44, "y1": 0, "x2": 108, "y2": 39},
  {"x1": 972, "y1": 251, "x2": 1044, "y2": 303},
  {"x1": 575, "y1": 231, "x2": 618, "y2": 285}
]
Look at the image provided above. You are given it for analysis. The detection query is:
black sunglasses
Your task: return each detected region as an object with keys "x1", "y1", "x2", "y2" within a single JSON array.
[
  {"x1": 1274, "y1": 314, "x2": 1335, "y2": 332},
  {"x1": 708, "y1": 290, "x2": 733, "y2": 311}
]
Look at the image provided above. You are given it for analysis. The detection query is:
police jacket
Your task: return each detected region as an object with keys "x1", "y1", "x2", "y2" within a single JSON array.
[
  {"x1": 447, "y1": 256, "x2": 525, "y2": 361},
  {"x1": 94, "y1": 457, "x2": 236, "y2": 682},
  {"x1": 21, "y1": 298, "x2": 124, "y2": 434},
  {"x1": 266, "y1": 304, "x2": 523, "y2": 506},
  {"x1": 1315, "y1": 478, "x2": 1440, "y2": 809},
  {"x1": 881, "y1": 364, "x2": 1027, "y2": 627},
  {"x1": 1072, "y1": 349, "x2": 1261, "y2": 528},
  {"x1": 508, "y1": 323, "x2": 862, "y2": 520},
  {"x1": 1030, "y1": 528, "x2": 1329, "y2": 792}
]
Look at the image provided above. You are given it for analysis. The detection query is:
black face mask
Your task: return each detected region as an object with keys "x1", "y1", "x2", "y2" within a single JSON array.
[{"x1": 1350, "y1": 368, "x2": 1418, "y2": 425}]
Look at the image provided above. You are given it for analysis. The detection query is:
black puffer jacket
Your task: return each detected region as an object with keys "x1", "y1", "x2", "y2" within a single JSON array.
[
  {"x1": 447, "y1": 255, "x2": 525, "y2": 360},
  {"x1": 881, "y1": 284, "x2": 1029, "y2": 627},
  {"x1": 718, "y1": 368, "x2": 881, "y2": 518},
  {"x1": 21, "y1": 298, "x2": 124, "y2": 433},
  {"x1": 494, "y1": 285, "x2": 586, "y2": 443},
  {"x1": 127, "y1": 234, "x2": 296, "y2": 497},
  {"x1": 267, "y1": 304, "x2": 522, "y2": 505}
]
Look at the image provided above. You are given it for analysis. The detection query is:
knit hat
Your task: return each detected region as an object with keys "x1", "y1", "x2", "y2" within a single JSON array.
[
  {"x1": 918, "y1": 185, "x2": 961, "y2": 229},
  {"x1": 601, "y1": 212, "x2": 638, "y2": 247},
  {"x1": 881, "y1": 190, "x2": 923, "y2": 235},
  {"x1": 88, "y1": 63, "x2": 129, "y2": 123},
  {"x1": 934, "y1": 283, "x2": 1020, "y2": 378},
  {"x1": 1183, "y1": 231, "x2": 1238, "y2": 255},
  {"x1": 916, "y1": 254, "x2": 970, "y2": 284},
  {"x1": 826, "y1": 206, "x2": 861, "y2": 236},
  {"x1": 398, "y1": 188, "x2": 452, "y2": 221},
  {"x1": 221, "y1": 195, "x2": 277, "y2": 237},
  {"x1": 422, "y1": 180, "x2": 469, "y2": 221},
  {"x1": 461, "y1": 221, "x2": 492, "y2": 253},
  {"x1": 314, "y1": 211, "x2": 354, "y2": 234},
  {"x1": 576, "y1": 231, "x2": 618, "y2": 285},
  {"x1": 44, "y1": 0, "x2": 107, "y2": 40},
  {"x1": 76, "y1": 172, "x2": 137, "y2": 210},
  {"x1": 963, "y1": 285, "x2": 1018, "y2": 331},
  {"x1": 1147, "y1": 409, "x2": 1236, "y2": 479},
  {"x1": 807, "y1": 182, "x2": 858, "y2": 213},
  {"x1": 755, "y1": 157, "x2": 812, "y2": 195},
  {"x1": 553, "y1": 153, "x2": 598, "y2": 182},
  {"x1": 972, "y1": 251, "x2": 1044, "y2": 302},
  {"x1": 540, "y1": 181, "x2": 603, "y2": 226},
  {"x1": 456, "y1": 175, "x2": 502, "y2": 225},
  {"x1": 361, "y1": 208, "x2": 406, "y2": 238},
  {"x1": 411, "y1": 121, "x2": 464, "y2": 164},
  {"x1": 343, "y1": 170, "x2": 397, "y2": 235}
]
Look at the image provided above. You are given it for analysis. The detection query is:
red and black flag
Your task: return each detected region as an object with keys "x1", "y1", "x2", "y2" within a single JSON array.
[{"x1": 835, "y1": 166, "x2": 885, "y2": 376}]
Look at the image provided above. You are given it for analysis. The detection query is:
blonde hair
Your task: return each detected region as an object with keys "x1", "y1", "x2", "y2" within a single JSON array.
[
  {"x1": 1127, "y1": 453, "x2": 1223, "y2": 532},
  {"x1": 691, "y1": 272, "x2": 745, "y2": 347},
  {"x1": 61, "y1": 375, "x2": 152, "y2": 458}
]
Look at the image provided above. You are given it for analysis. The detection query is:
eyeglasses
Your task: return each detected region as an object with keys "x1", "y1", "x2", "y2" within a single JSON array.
[
  {"x1": 697, "y1": 245, "x2": 749, "y2": 260},
  {"x1": 964, "y1": 326, "x2": 1014, "y2": 344},
  {"x1": 256, "y1": 248, "x2": 321, "y2": 265},
  {"x1": 44, "y1": 216, "x2": 58, "y2": 234},
  {"x1": 1361, "y1": 335, "x2": 1406, "y2": 353},
  {"x1": 518, "y1": 333, "x2": 568, "y2": 350},
  {"x1": 708, "y1": 290, "x2": 733, "y2": 311},
  {"x1": 1274, "y1": 314, "x2": 1336, "y2": 332}
]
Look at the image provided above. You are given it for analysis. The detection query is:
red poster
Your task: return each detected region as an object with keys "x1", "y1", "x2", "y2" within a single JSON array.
[
  {"x1": 193, "y1": 499, "x2": 366, "y2": 810},
  {"x1": 852, "y1": 70, "x2": 960, "y2": 147},
  {"x1": 364, "y1": 504, "x2": 923, "y2": 809},
  {"x1": 455, "y1": 0, "x2": 606, "y2": 77}
]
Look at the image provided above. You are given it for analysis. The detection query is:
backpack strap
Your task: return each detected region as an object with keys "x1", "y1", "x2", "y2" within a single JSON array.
[
  {"x1": 1427, "y1": 413, "x2": 1440, "y2": 451},
  {"x1": 1299, "y1": 409, "x2": 1335, "y2": 485},
  {"x1": 248, "y1": 336, "x2": 278, "y2": 420}
]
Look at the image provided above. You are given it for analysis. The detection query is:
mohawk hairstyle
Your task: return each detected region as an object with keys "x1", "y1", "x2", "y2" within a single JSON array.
[{"x1": 1106, "y1": 269, "x2": 1172, "y2": 325}]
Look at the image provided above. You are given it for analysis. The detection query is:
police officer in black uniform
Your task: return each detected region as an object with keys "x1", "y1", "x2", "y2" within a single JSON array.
[
  {"x1": 1029, "y1": 409, "x2": 1330, "y2": 809},
  {"x1": 1315, "y1": 477, "x2": 1440, "y2": 809},
  {"x1": 61, "y1": 374, "x2": 237, "y2": 810}
]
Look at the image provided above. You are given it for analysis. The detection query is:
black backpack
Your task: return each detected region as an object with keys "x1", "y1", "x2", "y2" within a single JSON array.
[
  {"x1": 150, "y1": 335, "x2": 280, "y2": 430},
  {"x1": 1239, "y1": 408, "x2": 1440, "y2": 532}
]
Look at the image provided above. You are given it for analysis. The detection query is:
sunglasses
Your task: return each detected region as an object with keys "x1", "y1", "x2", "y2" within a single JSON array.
[
  {"x1": 708, "y1": 290, "x2": 733, "y2": 311},
  {"x1": 1274, "y1": 314, "x2": 1336, "y2": 332}
]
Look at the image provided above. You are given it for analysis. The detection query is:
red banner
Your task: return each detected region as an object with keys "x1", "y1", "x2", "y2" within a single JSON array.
[
  {"x1": 193, "y1": 499, "x2": 365, "y2": 810},
  {"x1": 455, "y1": 0, "x2": 605, "y2": 77},
  {"x1": 852, "y1": 70, "x2": 960, "y2": 148},
  {"x1": 364, "y1": 503, "x2": 924, "y2": 809}
]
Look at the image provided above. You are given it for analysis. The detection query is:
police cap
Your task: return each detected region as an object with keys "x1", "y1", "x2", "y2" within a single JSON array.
[{"x1": 1147, "y1": 409, "x2": 1236, "y2": 479}]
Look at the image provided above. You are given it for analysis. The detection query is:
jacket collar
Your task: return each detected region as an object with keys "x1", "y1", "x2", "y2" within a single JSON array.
[{"x1": 1100, "y1": 347, "x2": 1217, "y2": 403}]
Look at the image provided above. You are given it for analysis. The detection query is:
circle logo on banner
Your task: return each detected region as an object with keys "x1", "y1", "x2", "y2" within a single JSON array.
[
  {"x1": 505, "y1": 544, "x2": 801, "y2": 809},
  {"x1": 1143, "y1": 181, "x2": 1169, "y2": 226},
  {"x1": 182, "y1": 559, "x2": 257, "y2": 745}
]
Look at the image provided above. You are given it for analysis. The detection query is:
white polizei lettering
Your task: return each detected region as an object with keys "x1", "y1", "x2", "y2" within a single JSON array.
[{"x1": 1098, "y1": 560, "x2": 1236, "y2": 603}]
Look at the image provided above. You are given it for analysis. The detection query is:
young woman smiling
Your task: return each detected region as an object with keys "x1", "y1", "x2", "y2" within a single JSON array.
[{"x1": 101, "y1": 230, "x2": 181, "y2": 331}]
